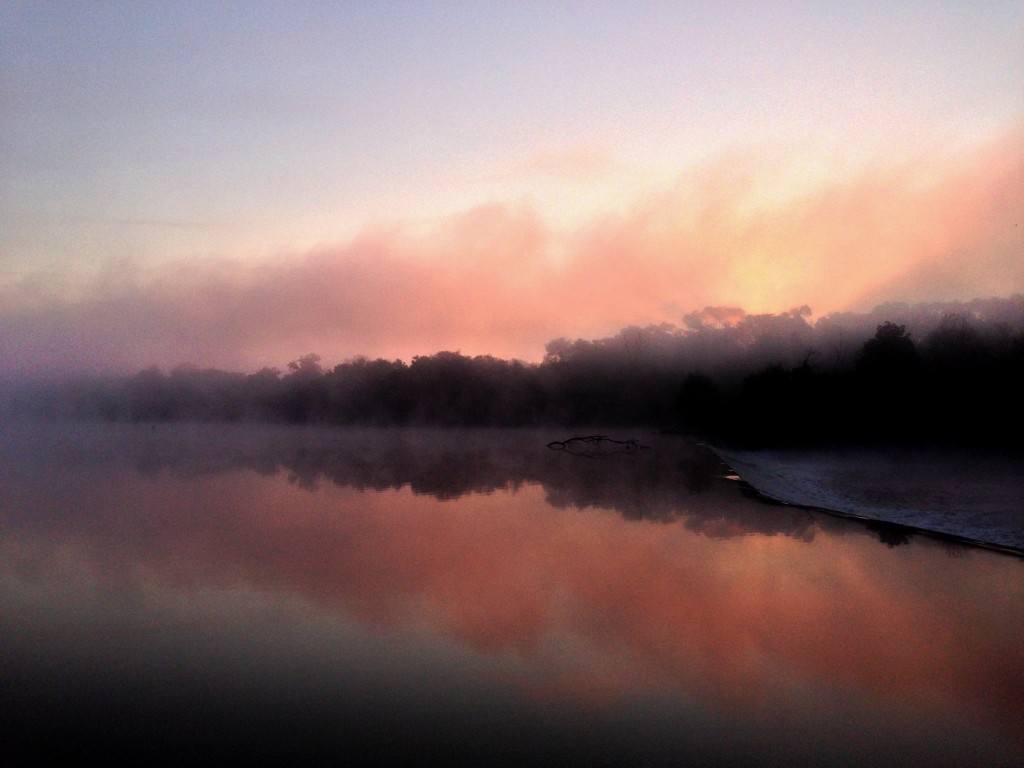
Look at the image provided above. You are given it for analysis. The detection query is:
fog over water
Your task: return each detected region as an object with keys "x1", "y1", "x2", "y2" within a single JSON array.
[
  {"x1": 5, "y1": 295, "x2": 1024, "y2": 453},
  {"x1": 2, "y1": 424, "x2": 1021, "y2": 766},
  {"x1": 5, "y1": 7, "x2": 1021, "y2": 759}
]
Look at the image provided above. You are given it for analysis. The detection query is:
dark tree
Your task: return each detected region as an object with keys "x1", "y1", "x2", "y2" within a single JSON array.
[{"x1": 856, "y1": 322, "x2": 919, "y2": 374}]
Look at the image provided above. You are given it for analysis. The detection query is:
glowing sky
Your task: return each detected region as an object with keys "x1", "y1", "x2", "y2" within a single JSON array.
[{"x1": 2, "y1": 2, "x2": 1022, "y2": 375}]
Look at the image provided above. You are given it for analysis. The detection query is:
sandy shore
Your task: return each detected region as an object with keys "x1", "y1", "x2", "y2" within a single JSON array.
[{"x1": 710, "y1": 446, "x2": 1024, "y2": 553}]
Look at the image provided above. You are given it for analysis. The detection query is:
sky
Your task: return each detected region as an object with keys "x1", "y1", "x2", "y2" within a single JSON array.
[{"x1": 2, "y1": 1, "x2": 1022, "y2": 376}]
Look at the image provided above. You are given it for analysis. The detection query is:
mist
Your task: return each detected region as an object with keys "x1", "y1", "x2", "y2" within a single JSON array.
[
  {"x1": 6, "y1": 295, "x2": 1022, "y2": 451},
  {"x1": 2, "y1": 125, "x2": 1021, "y2": 378}
]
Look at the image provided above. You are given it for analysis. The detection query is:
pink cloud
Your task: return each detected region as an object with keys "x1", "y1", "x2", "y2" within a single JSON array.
[{"x1": 1, "y1": 123, "x2": 1022, "y2": 376}]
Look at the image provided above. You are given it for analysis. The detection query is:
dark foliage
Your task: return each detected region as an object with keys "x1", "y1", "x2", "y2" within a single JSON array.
[{"x1": 7, "y1": 296, "x2": 1023, "y2": 450}]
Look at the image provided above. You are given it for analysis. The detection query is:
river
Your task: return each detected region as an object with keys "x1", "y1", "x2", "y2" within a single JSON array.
[{"x1": 1, "y1": 424, "x2": 1021, "y2": 766}]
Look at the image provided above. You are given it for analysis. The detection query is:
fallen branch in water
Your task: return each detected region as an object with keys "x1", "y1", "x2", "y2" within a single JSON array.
[{"x1": 546, "y1": 435, "x2": 647, "y2": 458}]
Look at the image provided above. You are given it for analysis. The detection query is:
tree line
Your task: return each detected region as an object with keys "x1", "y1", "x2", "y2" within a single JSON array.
[{"x1": 10, "y1": 296, "x2": 1024, "y2": 449}]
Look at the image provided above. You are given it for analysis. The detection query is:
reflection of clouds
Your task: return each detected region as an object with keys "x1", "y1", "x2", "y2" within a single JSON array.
[
  {"x1": 1, "y1": 425, "x2": 1022, "y2": 752},
  {"x1": 0, "y1": 424, "x2": 832, "y2": 542}
]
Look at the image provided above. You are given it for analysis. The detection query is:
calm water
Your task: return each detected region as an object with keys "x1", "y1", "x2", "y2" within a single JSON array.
[{"x1": 1, "y1": 424, "x2": 1022, "y2": 767}]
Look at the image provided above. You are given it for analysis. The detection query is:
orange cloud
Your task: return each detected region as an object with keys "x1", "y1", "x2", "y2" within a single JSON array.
[{"x1": 1, "y1": 123, "x2": 1021, "y2": 375}]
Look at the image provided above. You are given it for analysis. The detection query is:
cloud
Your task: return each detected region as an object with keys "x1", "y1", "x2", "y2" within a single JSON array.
[{"x1": 1, "y1": 123, "x2": 1022, "y2": 376}]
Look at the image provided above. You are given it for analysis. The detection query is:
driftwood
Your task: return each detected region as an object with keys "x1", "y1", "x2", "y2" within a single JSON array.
[{"x1": 546, "y1": 435, "x2": 647, "y2": 458}]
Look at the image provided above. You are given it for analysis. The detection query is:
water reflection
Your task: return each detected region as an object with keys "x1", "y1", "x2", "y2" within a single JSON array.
[
  {"x1": 1, "y1": 423, "x2": 1022, "y2": 766},
  {"x1": 4, "y1": 423, "x2": 826, "y2": 539}
]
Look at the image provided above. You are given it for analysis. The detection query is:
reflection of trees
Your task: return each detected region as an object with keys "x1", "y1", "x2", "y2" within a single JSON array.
[
  {"x1": 4, "y1": 427, "x2": 1022, "y2": 764},
  {"x1": 16, "y1": 426, "x2": 833, "y2": 544},
  {"x1": 866, "y1": 520, "x2": 913, "y2": 548},
  {"x1": 10, "y1": 424, "x2": 1011, "y2": 556}
]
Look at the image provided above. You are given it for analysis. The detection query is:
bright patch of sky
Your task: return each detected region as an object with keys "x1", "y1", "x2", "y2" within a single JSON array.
[{"x1": 1, "y1": 1, "x2": 1021, "y2": 371}]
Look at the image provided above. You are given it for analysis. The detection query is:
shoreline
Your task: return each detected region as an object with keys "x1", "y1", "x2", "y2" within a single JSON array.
[{"x1": 708, "y1": 445, "x2": 1024, "y2": 558}]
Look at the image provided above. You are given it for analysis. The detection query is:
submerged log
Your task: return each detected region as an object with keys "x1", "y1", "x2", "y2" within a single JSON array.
[{"x1": 547, "y1": 435, "x2": 647, "y2": 457}]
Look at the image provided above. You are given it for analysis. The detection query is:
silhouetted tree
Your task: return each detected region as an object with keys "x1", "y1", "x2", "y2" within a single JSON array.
[
  {"x1": 678, "y1": 373, "x2": 723, "y2": 434},
  {"x1": 856, "y1": 322, "x2": 919, "y2": 374},
  {"x1": 10, "y1": 296, "x2": 1023, "y2": 450}
]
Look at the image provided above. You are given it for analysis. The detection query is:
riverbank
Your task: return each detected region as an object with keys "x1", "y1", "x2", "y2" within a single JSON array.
[{"x1": 709, "y1": 446, "x2": 1024, "y2": 554}]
